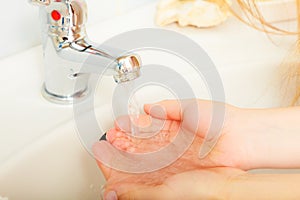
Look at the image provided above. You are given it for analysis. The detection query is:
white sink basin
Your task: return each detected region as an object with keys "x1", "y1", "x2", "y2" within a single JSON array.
[{"x1": 0, "y1": 64, "x2": 286, "y2": 199}]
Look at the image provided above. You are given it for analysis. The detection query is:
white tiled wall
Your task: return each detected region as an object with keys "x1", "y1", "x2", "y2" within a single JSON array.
[{"x1": 0, "y1": 0, "x2": 150, "y2": 59}]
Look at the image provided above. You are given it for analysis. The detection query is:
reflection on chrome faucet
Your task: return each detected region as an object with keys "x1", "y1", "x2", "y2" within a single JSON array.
[{"x1": 31, "y1": 0, "x2": 141, "y2": 104}]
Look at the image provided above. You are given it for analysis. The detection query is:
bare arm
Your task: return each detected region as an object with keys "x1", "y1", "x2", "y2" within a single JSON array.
[
  {"x1": 104, "y1": 168, "x2": 300, "y2": 200},
  {"x1": 228, "y1": 172, "x2": 300, "y2": 200},
  {"x1": 143, "y1": 100, "x2": 300, "y2": 169},
  {"x1": 242, "y1": 106, "x2": 300, "y2": 169}
]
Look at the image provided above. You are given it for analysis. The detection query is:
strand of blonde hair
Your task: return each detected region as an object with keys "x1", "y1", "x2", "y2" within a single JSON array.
[{"x1": 223, "y1": 0, "x2": 300, "y2": 105}]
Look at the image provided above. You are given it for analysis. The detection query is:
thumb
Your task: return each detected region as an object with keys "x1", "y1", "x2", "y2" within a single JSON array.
[
  {"x1": 144, "y1": 99, "x2": 225, "y2": 133},
  {"x1": 144, "y1": 99, "x2": 195, "y2": 121}
]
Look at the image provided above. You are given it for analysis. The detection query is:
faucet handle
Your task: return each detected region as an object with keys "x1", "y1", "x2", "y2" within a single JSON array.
[
  {"x1": 31, "y1": 0, "x2": 88, "y2": 28},
  {"x1": 30, "y1": 0, "x2": 51, "y2": 6}
]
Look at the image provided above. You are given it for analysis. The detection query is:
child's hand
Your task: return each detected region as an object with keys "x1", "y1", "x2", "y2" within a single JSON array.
[
  {"x1": 93, "y1": 100, "x2": 300, "y2": 200},
  {"x1": 102, "y1": 167, "x2": 245, "y2": 200},
  {"x1": 93, "y1": 99, "x2": 254, "y2": 198},
  {"x1": 103, "y1": 99, "x2": 252, "y2": 170}
]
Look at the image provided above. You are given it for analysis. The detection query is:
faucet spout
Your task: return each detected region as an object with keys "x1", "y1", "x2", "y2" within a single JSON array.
[{"x1": 68, "y1": 39, "x2": 141, "y2": 82}]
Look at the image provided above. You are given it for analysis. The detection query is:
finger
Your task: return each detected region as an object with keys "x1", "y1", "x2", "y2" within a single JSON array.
[
  {"x1": 93, "y1": 140, "x2": 174, "y2": 173},
  {"x1": 106, "y1": 128, "x2": 122, "y2": 143},
  {"x1": 114, "y1": 115, "x2": 171, "y2": 137},
  {"x1": 144, "y1": 99, "x2": 201, "y2": 134},
  {"x1": 144, "y1": 99, "x2": 217, "y2": 122},
  {"x1": 92, "y1": 141, "x2": 113, "y2": 179},
  {"x1": 114, "y1": 115, "x2": 151, "y2": 131},
  {"x1": 112, "y1": 185, "x2": 173, "y2": 200},
  {"x1": 120, "y1": 186, "x2": 172, "y2": 200},
  {"x1": 145, "y1": 99, "x2": 224, "y2": 136},
  {"x1": 144, "y1": 100, "x2": 183, "y2": 121}
]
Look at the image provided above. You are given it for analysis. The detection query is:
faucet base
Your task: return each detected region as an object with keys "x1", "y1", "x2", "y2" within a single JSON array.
[{"x1": 41, "y1": 84, "x2": 89, "y2": 105}]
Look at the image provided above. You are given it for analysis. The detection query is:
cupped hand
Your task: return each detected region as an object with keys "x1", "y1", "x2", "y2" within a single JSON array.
[
  {"x1": 102, "y1": 99, "x2": 254, "y2": 169},
  {"x1": 93, "y1": 99, "x2": 259, "y2": 199}
]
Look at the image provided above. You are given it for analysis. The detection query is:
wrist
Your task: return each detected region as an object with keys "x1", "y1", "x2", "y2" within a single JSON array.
[
  {"x1": 228, "y1": 107, "x2": 271, "y2": 170},
  {"x1": 235, "y1": 107, "x2": 300, "y2": 169}
]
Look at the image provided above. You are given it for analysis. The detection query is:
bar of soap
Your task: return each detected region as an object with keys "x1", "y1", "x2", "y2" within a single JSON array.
[{"x1": 156, "y1": 0, "x2": 231, "y2": 28}]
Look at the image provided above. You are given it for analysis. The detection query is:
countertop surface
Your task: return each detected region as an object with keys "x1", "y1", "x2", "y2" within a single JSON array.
[{"x1": 0, "y1": 2, "x2": 296, "y2": 165}]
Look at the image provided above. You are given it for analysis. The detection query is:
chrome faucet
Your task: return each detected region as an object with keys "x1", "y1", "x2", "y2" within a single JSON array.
[{"x1": 31, "y1": 0, "x2": 141, "y2": 104}]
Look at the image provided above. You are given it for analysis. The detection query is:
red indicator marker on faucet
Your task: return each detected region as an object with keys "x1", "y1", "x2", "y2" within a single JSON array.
[{"x1": 51, "y1": 10, "x2": 61, "y2": 21}]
